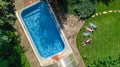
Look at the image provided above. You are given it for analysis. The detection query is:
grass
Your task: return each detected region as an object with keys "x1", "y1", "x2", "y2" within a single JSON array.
[
  {"x1": 76, "y1": 13, "x2": 120, "y2": 66},
  {"x1": 15, "y1": 45, "x2": 30, "y2": 67},
  {"x1": 77, "y1": 0, "x2": 120, "y2": 66},
  {"x1": 96, "y1": 0, "x2": 120, "y2": 12},
  {"x1": 21, "y1": 53, "x2": 30, "y2": 67}
]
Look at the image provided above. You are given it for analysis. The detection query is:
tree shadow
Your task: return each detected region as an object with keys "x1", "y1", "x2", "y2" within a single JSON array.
[
  {"x1": 48, "y1": 0, "x2": 68, "y2": 29},
  {"x1": 97, "y1": 0, "x2": 115, "y2": 6}
]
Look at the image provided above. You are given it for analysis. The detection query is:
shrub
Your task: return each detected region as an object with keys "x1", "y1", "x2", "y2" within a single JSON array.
[{"x1": 73, "y1": 0, "x2": 97, "y2": 19}]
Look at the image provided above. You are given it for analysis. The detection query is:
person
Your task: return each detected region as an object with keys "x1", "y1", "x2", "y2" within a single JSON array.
[
  {"x1": 86, "y1": 38, "x2": 91, "y2": 43},
  {"x1": 82, "y1": 41, "x2": 87, "y2": 46},
  {"x1": 89, "y1": 22, "x2": 97, "y2": 30},
  {"x1": 82, "y1": 38, "x2": 91, "y2": 46},
  {"x1": 85, "y1": 27, "x2": 93, "y2": 33},
  {"x1": 83, "y1": 32, "x2": 91, "y2": 37}
]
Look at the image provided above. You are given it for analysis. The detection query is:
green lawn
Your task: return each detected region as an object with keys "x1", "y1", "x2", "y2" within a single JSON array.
[
  {"x1": 15, "y1": 45, "x2": 31, "y2": 67},
  {"x1": 21, "y1": 53, "x2": 30, "y2": 67},
  {"x1": 77, "y1": 13, "x2": 120, "y2": 66},
  {"x1": 96, "y1": 0, "x2": 120, "y2": 12},
  {"x1": 77, "y1": 0, "x2": 120, "y2": 66}
]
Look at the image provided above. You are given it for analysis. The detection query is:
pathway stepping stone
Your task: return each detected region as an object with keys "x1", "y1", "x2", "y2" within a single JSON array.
[
  {"x1": 108, "y1": 10, "x2": 113, "y2": 13},
  {"x1": 92, "y1": 15, "x2": 95, "y2": 17},
  {"x1": 118, "y1": 10, "x2": 120, "y2": 13},
  {"x1": 114, "y1": 10, "x2": 117, "y2": 12},
  {"x1": 103, "y1": 11, "x2": 107, "y2": 14},
  {"x1": 99, "y1": 12, "x2": 102, "y2": 15},
  {"x1": 95, "y1": 13, "x2": 98, "y2": 16}
]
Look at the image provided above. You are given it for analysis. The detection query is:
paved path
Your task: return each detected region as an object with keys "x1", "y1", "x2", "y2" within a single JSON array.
[{"x1": 92, "y1": 10, "x2": 120, "y2": 17}]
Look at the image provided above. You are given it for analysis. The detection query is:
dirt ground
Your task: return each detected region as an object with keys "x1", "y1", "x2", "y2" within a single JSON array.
[
  {"x1": 14, "y1": 0, "x2": 85, "y2": 67},
  {"x1": 63, "y1": 15, "x2": 85, "y2": 67}
]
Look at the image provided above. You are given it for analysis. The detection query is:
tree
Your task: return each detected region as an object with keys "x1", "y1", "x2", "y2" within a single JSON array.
[
  {"x1": 0, "y1": 0, "x2": 24, "y2": 67},
  {"x1": 73, "y1": 0, "x2": 97, "y2": 19},
  {"x1": 88, "y1": 56, "x2": 120, "y2": 67},
  {"x1": 0, "y1": 0, "x2": 14, "y2": 26},
  {"x1": 0, "y1": 0, "x2": 9, "y2": 15}
]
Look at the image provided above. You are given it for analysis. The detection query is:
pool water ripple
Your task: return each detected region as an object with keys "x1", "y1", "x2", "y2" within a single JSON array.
[{"x1": 21, "y1": 2, "x2": 65, "y2": 58}]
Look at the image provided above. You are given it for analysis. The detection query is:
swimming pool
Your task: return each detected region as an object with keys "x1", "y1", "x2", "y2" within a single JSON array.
[{"x1": 20, "y1": 1, "x2": 65, "y2": 58}]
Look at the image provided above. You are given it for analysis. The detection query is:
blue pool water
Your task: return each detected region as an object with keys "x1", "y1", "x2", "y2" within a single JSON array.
[{"x1": 21, "y1": 2, "x2": 65, "y2": 58}]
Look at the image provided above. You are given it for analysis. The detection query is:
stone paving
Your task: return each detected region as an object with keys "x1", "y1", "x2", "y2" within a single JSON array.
[{"x1": 92, "y1": 10, "x2": 120, "y2": 17}]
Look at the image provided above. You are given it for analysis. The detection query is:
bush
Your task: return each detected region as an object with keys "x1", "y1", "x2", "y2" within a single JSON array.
[
  {"x1": 0, "y1": 0, "x2": 24, "y2": 67},
  {"x1": 88, "y1": 56, "x2": 120, "y2": 67},
  {"x1": 73, "y1": 0, "x2": 97, "y2": 19},
  {"x1": 59, "y1": 0, "x2": 97, "y2": 19}
]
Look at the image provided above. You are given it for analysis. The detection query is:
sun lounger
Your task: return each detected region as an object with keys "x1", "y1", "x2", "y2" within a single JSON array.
[
  {"x1": 86, "y1": 38, "x2": 91, "y2": 43},
  {"x1": 89, "y1": 22, "x2": 97, "y2": 30},
  {"x1": 85, "y1": 27, "x2": 93, "y2": 33},
  {"x1": 83, "y1": 32, "x2": 91, "y2": 37},
  {"x1": 82, "y1": 38, "x2": 91, "y2": 46}
]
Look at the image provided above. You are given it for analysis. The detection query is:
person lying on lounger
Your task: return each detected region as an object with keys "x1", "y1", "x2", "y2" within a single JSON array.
[
  {"x1": 82, "y1": 38, "x2": 91, "y2": 46},
  {"x1": 82, "y1": 32, "x2": 91, "y2": 37},
  {"x1": 85, "y1": 27, "x2": 93, "y2": 33},
  {"x1": 89, "y1": 22, "x2": 97, "y2": 30}
]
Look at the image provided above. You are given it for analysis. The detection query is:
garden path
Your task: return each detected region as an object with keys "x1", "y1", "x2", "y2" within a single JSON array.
[{"x1": 92, "y1": 10, "x2": 120, "y2": 17}]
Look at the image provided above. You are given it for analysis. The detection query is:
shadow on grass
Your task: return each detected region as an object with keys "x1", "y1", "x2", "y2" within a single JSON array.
[{"x1": 48, "y1": 0, "x2": 68, "y2": 29}]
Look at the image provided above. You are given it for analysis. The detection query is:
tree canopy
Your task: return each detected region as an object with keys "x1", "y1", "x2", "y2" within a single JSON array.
[
  {"x1": 58, "y1": 0, "x2": 97, "y2": 19},
  {"x1": 73, "y1": 0, "x2": 97, "y2": 19},
  {"x1": 0, "y1": 0, "x2": 24, "y2": 67}
]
